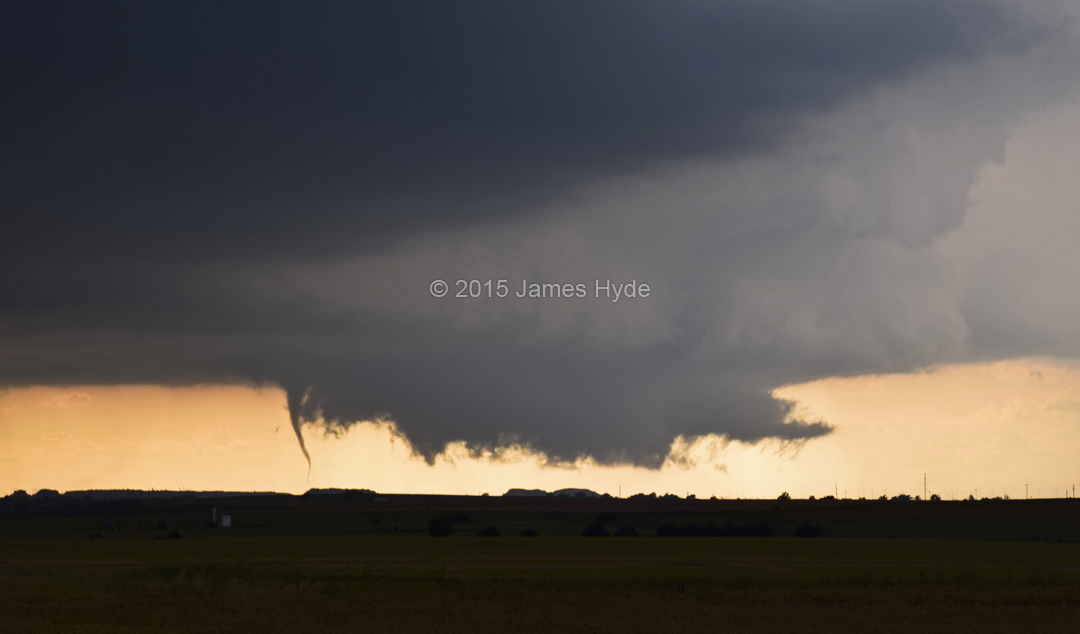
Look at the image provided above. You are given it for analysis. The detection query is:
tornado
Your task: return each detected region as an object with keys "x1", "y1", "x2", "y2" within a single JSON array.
[{"x1": 286, "y1": 386, "x2": 312, "y2": 477}]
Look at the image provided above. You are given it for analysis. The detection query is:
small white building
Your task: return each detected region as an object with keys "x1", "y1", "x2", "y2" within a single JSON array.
[{"x1": 220, "y1": 514, "x2": 231, "y2": 528}]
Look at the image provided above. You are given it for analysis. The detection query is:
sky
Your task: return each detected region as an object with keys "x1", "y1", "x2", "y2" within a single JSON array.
[{"x1": 3, "y1": 1, "x2": 1080, "y2": 497}]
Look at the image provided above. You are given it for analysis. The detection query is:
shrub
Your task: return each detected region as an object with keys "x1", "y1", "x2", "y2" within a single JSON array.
[
  {"x1": 657, "y1": 521, "x2": 775, "y2": 537},
  {"x1": 613, "y1": 526, "x2": 639, "y2": 537},
  {"x1": 743, "y1": 521, "x2": 775, "y2": 537},
  {"x1": 428, "y1": 516, "x2": 454, "y2": 537},
  {"x1": 520, "y1": 529, "x2": 538, "y2": 537},
  {"x1": 681, "y1": 522, "x2": 708, "y2": 537},
  {"x1": 476, "y1": 526, "x2": 501, "y2": 537},
  {"x1": 794, "y1": 523, "x2": 823, "y2": 538},
  {"x1": 581, "y1": 523, "x2": 609, "y2": 537},
  {"x1": 655, "y1": 523, "x2": 682, "y2": 537}
]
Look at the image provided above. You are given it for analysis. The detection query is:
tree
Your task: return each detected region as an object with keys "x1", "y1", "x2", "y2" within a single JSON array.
[
  {"x1": 656, "y1": 523, "x2": 682, "y2": 537},
  {"x1": 428, "y1": 516, "x2": 453, "y2": 537},
  {"x1": 581, "y1": 523, "x2": 609, "y2": 537},
  {"x1": 777, "y1": 492, "x2": 791, "y2": 501}
]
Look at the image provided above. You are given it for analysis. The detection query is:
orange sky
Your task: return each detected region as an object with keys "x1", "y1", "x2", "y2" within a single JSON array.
[{"x1": 2, "y1": 358, "x2": 1079, "y2": 499}]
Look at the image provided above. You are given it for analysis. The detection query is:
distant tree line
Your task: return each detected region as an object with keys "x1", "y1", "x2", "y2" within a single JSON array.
[{"x1": 656, "y1": 521, "x2": 774, "y2": 537}]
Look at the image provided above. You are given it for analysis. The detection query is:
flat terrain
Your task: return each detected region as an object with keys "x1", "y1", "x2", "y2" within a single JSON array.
[
  {"x1": 2, "y1": 494, "x2": 1079, "y2": 632},
  {"x1": 5, "y1": 493, "x2": 1080, "y2": 541}
]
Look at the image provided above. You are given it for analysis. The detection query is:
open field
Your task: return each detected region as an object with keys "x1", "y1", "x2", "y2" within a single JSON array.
[
  {"x1": 3, "y1": 495, "x2": 1080, "y2": 632},
  {"x1": 5, "y1": 493, "x2": 1080, "y2": 541},
  {"x1": 4, "y1": 538, "x2": 1080, "y2": 633}
]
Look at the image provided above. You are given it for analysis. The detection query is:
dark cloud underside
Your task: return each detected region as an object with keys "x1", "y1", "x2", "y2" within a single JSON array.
[
  {"x1": 0, "y1": 1, "x2": 1064, "y2": 467},
  {"x1": 3, "y1": 1, "x2": 1029, "y2": 258}
]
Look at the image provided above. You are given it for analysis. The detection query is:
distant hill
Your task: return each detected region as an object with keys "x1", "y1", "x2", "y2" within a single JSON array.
[
  {"x1": 0, "y1": 488, "x2": 288, "y2": 511},
  {"x1": 504, "y1": 488, "x2": 548, "y2": 497},
  {"x1": 303, "y1": 488, "x2": 376, "y2": 496},
  {"x1": 504, "y1": 488, "x2": 608, "y2": 498},
  {"x1": 555, "y1": 488, "x2": 608, "y2": 498},
  {"x1": 65, "y1": 490, "x2": 282, "y2": 500}
]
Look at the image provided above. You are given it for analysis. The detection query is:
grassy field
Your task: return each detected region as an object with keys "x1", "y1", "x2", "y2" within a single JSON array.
[
  {"x1": 3, "y1": 496, "x2": 1080, "y2": 632},
  {"x1": 3, "y1": 537, "x2": 1080, "y2": 633},
  {"x1": 4, "y1": 495, "x2": 1079, "y2": 541}
]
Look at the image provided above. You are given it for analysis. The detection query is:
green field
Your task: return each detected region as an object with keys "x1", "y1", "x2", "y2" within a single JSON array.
[
  {"x1": 3, "y1": 496, "x2": 1080, "y2": 632},
  {"x1": 5, "y1": 537, "x2": 1080, "y2": 633}
]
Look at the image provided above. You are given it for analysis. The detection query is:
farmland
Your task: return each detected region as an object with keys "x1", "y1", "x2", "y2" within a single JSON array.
[{"x1": 2, "y1": 493, "x2": 1080, "y2": 632}]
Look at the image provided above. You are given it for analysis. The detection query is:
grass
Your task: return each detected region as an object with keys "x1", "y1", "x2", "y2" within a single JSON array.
[
  {"x1": 5, "y1": 497, "x2": 1080, "y2": 631},
  {"x1": 4, "y1": 560, "x2": 1080, "y2": 633},
  {"x1": 3, "y1": 537, "x2": 1080, "y2": 632}
]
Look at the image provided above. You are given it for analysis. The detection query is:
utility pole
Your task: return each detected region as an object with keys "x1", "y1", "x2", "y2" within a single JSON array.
[
  {"x1": 1026, "y1": 484, "x2": 1029, "y2": 500},
  {"x1": 924, "y1": 473, "x2": 927, "y2": 500},
  {"x1": 835, "y1": 484, "x2": 838, "y2": 498}
]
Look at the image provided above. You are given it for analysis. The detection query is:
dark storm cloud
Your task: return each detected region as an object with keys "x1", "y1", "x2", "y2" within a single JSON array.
[
  {"x1": 3, "y1": 0, "x2": 1034, "y2": 259},
  {"x1": 1, "y1": 1, "x2": 1073, "y2": 468}
]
